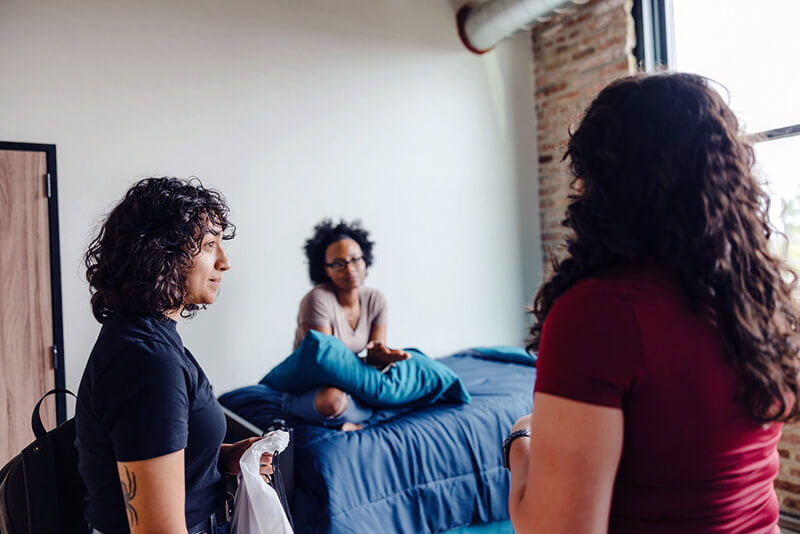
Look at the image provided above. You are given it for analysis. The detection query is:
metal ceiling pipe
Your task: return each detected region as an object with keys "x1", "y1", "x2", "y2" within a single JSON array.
[{"x1": 457, "y1": 0, "x2": 591, "y2": 54}]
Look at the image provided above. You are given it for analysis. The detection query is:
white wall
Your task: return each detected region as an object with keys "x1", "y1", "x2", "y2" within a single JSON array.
[{"x1": 0, "y1": 0, "x2": 541, "y2": 400}]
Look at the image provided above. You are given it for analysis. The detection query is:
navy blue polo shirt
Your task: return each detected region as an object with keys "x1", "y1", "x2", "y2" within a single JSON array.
[{"x1": 75, "y1": 313, "x2": 226, "y2": 533}]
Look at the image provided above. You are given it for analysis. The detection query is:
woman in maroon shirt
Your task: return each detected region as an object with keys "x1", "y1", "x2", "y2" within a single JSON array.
[{"x1": 506, "y1": 73, "x2": 799, "y2": 533}]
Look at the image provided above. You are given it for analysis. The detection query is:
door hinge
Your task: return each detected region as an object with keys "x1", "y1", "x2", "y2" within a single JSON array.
[
  {"x1": 44, "y1": 173, "x2": 52, "y2": 199},
  {"x1": 52, "y1": 344, "x2": 58, "y2": 370}
]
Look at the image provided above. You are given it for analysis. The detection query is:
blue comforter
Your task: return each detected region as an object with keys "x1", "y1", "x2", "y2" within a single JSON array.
[{"x1": 219, "y1": 349, "x2": 535, "y2": 534}]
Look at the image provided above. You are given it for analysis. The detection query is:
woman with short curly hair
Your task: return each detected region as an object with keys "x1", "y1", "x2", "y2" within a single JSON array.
[
  {"x1": 282, "y1": 219, "x2": 408, "y2": 431},
  {"x1": 76, "y1": 177, "x2": 271, "y2": 534},
  {"x1": 506, "y1": 73, "x2": 799, "y2": 533},
  {"x1": 294, "y1": 219, "x2": 384, "y2": 353}
]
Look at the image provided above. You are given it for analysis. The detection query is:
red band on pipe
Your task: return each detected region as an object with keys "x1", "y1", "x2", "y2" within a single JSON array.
[{"x1": 456, "y1": 3, "x2": 495, "y2": 55}]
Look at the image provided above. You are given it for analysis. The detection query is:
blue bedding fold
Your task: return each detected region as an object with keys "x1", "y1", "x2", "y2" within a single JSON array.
[
  {"x1": 470, "y1": 346, "x2": 536, "y2": 366},
  {"x1": 260, "y1": 330, "x2": 470, "y2": 408},
  {"x1": 220, "y1": 348, "x2": 535, "y2": 534}
]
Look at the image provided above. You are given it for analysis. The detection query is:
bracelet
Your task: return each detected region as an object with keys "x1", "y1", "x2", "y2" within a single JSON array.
[{"x1": 502, "y1": 429, "x2": 531, "y2": 470}]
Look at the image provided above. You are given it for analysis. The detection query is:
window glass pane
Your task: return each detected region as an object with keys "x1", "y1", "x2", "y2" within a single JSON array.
[
  {"x1": 672, "y1": 0, "x2": 800, "y2": 133},
  {"x1": 755, "y1": 136, "x2": 800, "y2": 269}
]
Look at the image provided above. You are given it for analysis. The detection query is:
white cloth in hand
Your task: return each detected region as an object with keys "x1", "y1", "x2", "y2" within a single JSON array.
[{"x1": 231, "y1": 430, "x2": 293, "y2": 534}]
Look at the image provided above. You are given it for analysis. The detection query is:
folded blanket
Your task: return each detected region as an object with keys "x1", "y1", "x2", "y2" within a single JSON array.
[
  {"x1": 471, "y1": 346, "x2": 536, "y2": 366},
  {"x1": 260, "y1": 330, "x2": 470, "y2": 408}
]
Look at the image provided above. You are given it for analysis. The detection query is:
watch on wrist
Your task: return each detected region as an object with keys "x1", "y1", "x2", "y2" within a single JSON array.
[{"x1": 502, "y1": 429, "x2": 531, "y2": 470}]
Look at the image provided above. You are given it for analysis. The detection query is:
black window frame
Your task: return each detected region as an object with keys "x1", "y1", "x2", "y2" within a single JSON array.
[{"x1": 632, "y1": 0, "x2": 673, "y2": 71}]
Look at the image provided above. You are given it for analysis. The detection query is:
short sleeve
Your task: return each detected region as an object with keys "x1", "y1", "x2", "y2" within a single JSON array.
[
  {"x1": 99, "y1": 342, "x2": 190, "y2": 462},
  {"x1": 533, "y1": 282, "x2": 644, "y2": 408},
  {"x1": 369, "y1": 289, "x2": 388, "y2": 326},
  {"x1": 298, "y1": 287, "x2": 333, "y2": 328}
]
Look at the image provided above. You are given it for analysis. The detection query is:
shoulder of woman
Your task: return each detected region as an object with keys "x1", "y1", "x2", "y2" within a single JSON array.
[
  {"x1": 98, "y1": 320, "x2": 179, "y2": 360},
  {"x1": 361, "y1": 286, "x2": 385, "y2": 300},
  {"x1": 561, "y1": 276, "x2": 619, "y2": 298},
  {"x1": 303, "y1": 284, "x2": 336, "y2": 302},
  {"x1": 111, "y1": 340, "x2": 188, "y2": 381},
  {"x1": 362, "y1": 287, "x2": 387, "y2": 310},
  {"x1": 299, "y1": 284, "x2": 337, "y2": 316},
  {"x1": 550, "y1": 278, "x2": 628, "y2": 319},
  {"x1": 88, "y1": 339, "x2": 192, "y2": 413},
  {"x1": 554, "y1": 264, "x2": 675, "y2": 313},
  {"x1": 544, "y1": 278, "x2": 640, "y2": 350}
]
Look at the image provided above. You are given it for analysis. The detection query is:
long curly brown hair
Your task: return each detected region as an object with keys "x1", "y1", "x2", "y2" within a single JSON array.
[
  {"x1": 528, "y1": 72, "x2": 800, "y2": 423},
  {"x1": 85, "y1": 177, "x2": 235, "y2": 323}
]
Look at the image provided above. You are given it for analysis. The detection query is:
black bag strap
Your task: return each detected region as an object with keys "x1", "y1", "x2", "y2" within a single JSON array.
[
  {"x1": 263, "y1": 420, "x2": 294, "y2": 527},
  {"x1": 268, "y1": 452, "x2": 294, "y2": 528},
  {"x1": 32, "y1": 388, "x2": 76, "y2": 438}
]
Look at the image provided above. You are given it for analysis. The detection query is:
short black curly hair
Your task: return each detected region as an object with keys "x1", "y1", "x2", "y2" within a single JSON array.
[
  {"x1": 304, "y1": 219, "x2": 374, "y2": 285},
  {"x1": 85, "y1": 177, "x2": 235, "y2": 323}
]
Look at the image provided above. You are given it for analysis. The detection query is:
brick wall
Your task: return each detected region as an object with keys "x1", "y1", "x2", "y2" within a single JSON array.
[
  {"x1": 531, "y1": 0, "x2": 636, "y2": 271},
  {"x1": 777, "y1": 425, "x2": 800, "y2": 514},
  {"x1": 529, "y1": 0, "x2": 800, "y2": 521}
]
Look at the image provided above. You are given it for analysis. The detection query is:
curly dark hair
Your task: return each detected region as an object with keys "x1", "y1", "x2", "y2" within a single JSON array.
[
  {"x1": 304, "y1": 219, "x2": 374, "y2": 285},
  {"x1": 85, "y1": 177, "x2": 235, "y2": 323},
  {"x1": 528, "y1": 72, "x2": 800, "y2": 423}
]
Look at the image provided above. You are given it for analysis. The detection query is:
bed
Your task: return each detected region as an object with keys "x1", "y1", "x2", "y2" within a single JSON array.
[{"x1": 219, "y1": 348, "x2": 535, "y2": 534}]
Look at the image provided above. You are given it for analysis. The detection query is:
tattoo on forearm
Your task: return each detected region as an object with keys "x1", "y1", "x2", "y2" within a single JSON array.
[{"x1": 120, "y1": 466, "x2": 139, "y2": 526}]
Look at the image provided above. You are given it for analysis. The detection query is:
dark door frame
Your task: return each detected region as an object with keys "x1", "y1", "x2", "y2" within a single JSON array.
[{"x1": 0, "y1": 141, "x2": 66, "y2": 424}]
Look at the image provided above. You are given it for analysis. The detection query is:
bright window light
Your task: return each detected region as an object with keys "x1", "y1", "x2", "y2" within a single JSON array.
[
  {"x1": 672, "y1": 0, "x2": 800, "y2": 133},
  {"x1": 671, "y1": 0, "x2": 800, "y2": 269},
  {"x1": 756, "y1": 137, "x2": 800, "y2": 268}
]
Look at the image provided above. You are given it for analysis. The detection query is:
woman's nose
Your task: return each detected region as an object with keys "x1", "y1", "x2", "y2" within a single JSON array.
[{"x1": 217, "y1": 245, "x2": 231, "y2": 271}]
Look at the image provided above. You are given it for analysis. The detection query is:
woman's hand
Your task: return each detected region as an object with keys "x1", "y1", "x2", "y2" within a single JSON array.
[
  {"x1": 219, "y1": 438, "x2": 275, "y2": 482},
  {"x1": 259, "y1": 452, "x2": 274, "y2": 483},
  {"x1": 365, "y1": 340, "x2": 411, "y2": 367}
]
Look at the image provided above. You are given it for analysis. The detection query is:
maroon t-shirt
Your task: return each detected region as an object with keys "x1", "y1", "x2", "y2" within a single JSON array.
[{"x1": 534, "y1": 264, "x2": 781, "y2": 533}]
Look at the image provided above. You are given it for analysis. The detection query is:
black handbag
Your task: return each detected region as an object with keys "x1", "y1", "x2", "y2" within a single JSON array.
[{"x1": 0, "y1": 389, "x2": 88, "y2": 533}]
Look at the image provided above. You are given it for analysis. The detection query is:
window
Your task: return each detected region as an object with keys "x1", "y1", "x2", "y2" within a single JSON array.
[
  {"x1": 756, "y1": 137, "x2": 800, "y2": 268},
  {"x1": 671, "y1": 0, "x2": 800, "y2": 133},
  {"x1": 636, "y1": 0, "x2": 800, "y2": 270}
]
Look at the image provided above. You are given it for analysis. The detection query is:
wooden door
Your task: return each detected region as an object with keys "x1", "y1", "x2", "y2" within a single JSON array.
[{"x1": 0, "y1": 149, "x2": 55, "y2": 464}]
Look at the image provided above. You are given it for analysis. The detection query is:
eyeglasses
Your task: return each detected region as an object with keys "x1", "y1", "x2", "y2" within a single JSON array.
[{"x1": 325, "y1": 256, "x2": 365, "y2": 271}]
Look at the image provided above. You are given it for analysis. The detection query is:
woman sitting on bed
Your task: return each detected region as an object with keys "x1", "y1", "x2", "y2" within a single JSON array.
[{"x1": 284, "y1": 219, "x2": 408, "y2": 430}]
